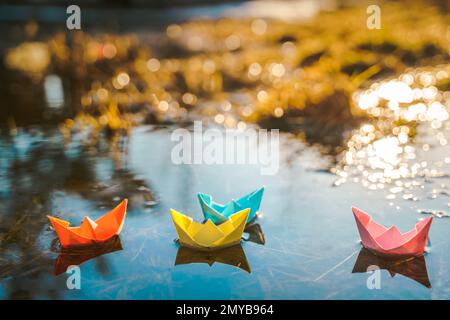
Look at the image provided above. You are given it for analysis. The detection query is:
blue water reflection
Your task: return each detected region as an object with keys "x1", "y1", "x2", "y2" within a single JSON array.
[{"x1": 1, "y1": 126, "x2": 449, "y2": 299}]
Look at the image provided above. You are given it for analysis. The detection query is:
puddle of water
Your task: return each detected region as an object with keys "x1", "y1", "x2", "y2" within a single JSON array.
[{"x1": 1, "y1": 124, "x2": 450, "y2": 299}]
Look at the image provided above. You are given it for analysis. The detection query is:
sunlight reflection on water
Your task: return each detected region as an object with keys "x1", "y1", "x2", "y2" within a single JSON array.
[{"x1": 334, "y1": 65, "x2": 450, "y2": 202}]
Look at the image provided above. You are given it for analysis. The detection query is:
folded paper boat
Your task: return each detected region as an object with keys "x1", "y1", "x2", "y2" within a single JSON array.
[
  {"x1": 48, "y1": 199, "x2": 128, "y2": 248},
  {"x1": 197, "y1": 187, "x2": 264, "y2": 224},
  {"x1": 352, "y1": 207, "x2": 432, "y2": 257},
  {"x1": 170, "y1": 208, "x2": 250, "y2": 251}
]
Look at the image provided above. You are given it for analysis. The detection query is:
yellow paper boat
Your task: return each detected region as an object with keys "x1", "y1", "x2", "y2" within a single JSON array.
[{"x1": 170, "y1": 208, "x2": 250, "y2": 251}]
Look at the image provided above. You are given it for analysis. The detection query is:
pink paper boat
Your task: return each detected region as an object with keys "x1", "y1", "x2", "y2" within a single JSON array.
[{"x1": 352, "y1": 207, "x2": 432, "y2": 257}]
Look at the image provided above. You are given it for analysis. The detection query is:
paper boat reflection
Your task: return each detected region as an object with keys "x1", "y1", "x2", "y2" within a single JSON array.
[
  {"x1": 352, "y1": 248, "x2": 431, "y2": 288},
  {"x1": 352, "y1": 207, "x2": 432, "y2": 257},
  {"x1": 175, "y1": 244, "x2": 251, "y2": 273},
  {"x1": 243, "y1": 223, "x2": 266, "y2": 245},
  {"x1": 54, "y1": 236, "x2": 123, "y2": 276},
  {"x1": 48, "y1": 199, "x2": 128, "y2": 248},
  {"x1": 197, "y1": 187, "x2": 264, "y2": 224}
]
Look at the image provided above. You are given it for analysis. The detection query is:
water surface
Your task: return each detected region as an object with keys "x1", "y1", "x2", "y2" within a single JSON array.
[{"x1": 1, "y1": 121, "x2": 450, "y2": 299}]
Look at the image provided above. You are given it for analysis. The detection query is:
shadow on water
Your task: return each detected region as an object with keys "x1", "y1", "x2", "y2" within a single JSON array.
[
  {"x1": 243, "y1": 223, "x2": 265, "y2": 245},
  {"x1": 352, "y1": 248, "x2": 431, "y2": 289},
  {"x1": 53, "y1": 236, "x2": 123, "y2": 276},
  {"x1": 175, "y1": 244, "x2": 251, "y2": 273}
]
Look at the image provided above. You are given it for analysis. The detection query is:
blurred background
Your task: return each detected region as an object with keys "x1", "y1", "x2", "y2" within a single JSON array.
[
  {"x1": 1, "y1": 0, "x2": 449, "y2": 144},
  {"x1": 0, "y1": 0, "x2": 450, "y2": 300}
]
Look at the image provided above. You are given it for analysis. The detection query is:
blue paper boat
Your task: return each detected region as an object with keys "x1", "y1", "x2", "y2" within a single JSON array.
[{"x1": 197, "y1": 187, "x2": 264, "y2": 224}]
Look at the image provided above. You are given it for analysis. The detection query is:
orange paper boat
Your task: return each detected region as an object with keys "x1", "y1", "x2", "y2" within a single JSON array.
[
  {"x1": 48, "y1": 199, "x2": 128, "y2": 248},
  {"x1": 352, "y1": 207, "x2": 432, "y2": 257}
]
